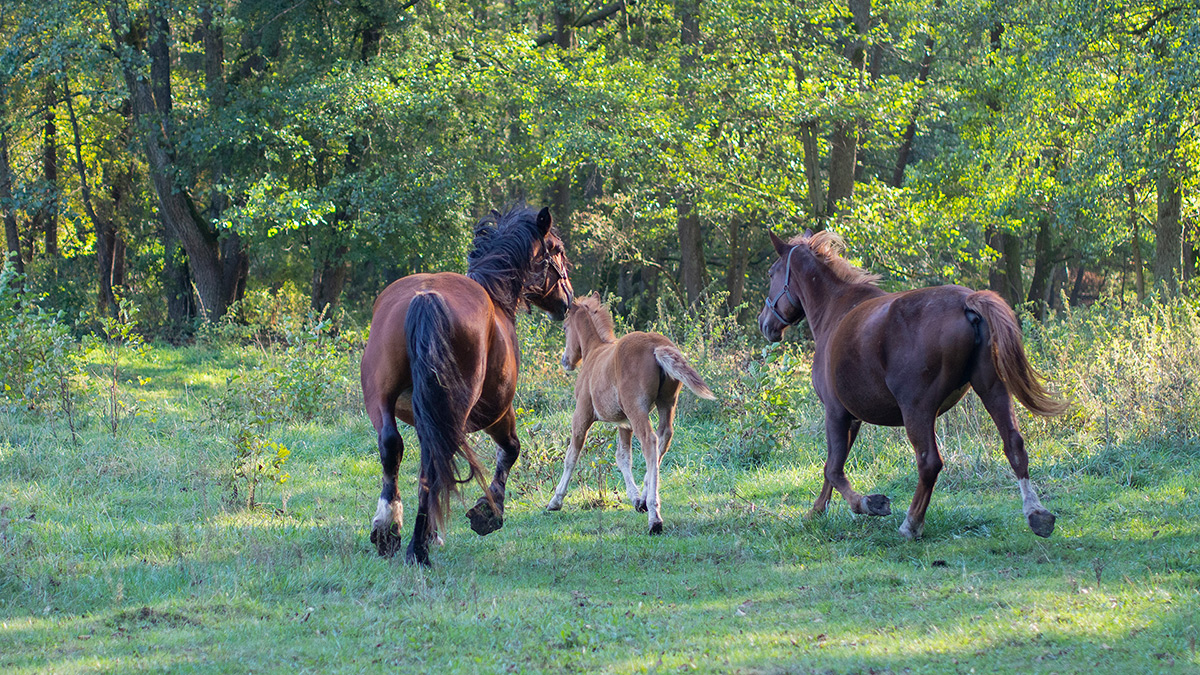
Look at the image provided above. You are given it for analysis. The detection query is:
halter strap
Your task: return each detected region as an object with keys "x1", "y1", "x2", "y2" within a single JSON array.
[{"x1": 764, "y1": 245, "x2": 803, "y2": 326}]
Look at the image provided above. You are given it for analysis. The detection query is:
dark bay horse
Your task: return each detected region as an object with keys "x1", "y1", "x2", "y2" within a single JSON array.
[
  {"x1": 360, "y1": 205, "x2": 573, "y2": 565},
  {"x1": 546, "y1": 294, "x2": 715, "y2": 534},
  {"x1": 758, "y1": 230, "x2": 1067, "y2": 540}
]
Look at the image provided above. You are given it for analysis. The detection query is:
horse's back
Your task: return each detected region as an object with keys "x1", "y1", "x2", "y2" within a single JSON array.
[
  {"x1": 361, "y1": 273, "x2": 494, "y2": 427},
  {"x1": 826, "y1": 285, "x2": 979, "y2": 425}
]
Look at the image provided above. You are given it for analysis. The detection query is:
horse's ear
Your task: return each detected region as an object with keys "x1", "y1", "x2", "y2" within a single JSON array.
[
  {"x1": 769, "y1": 231, "x2": 788, "y2": 256},
  {"x1": 803, "y1": 228, "x2": 814, "y2": 238},
  {"x1": 536, "y1": 207, "x2": 553, "y2": 236}
]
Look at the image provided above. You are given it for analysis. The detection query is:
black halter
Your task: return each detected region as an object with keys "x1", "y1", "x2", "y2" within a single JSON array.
[{"x1": 764, "y1": 245, "x2": 803, "y2": 327}]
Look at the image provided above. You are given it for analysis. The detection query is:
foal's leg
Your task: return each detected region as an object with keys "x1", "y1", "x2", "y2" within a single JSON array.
[
  {"x1": 467, "y1": 407, "x2": 521, "y2": 536},
  {"x1": 629, "y1": 411, "x2": 664, "y2": 534},
  {"x1": 546, "y1": 407, "x2": 596, "y2": 511},
  {"x1": 819, "y1": 409, "x2": 891, "y2": 517},
  {"x1": 369, "y1": 412, "x2": 405, "y2": 557},
  {"x1": 898, "y1": 411, "x2": 943, "y2": 539},
  {"x1": 973, "y1": 373, "x2": 1056, "y2": 537},
  {"x1": 633, "y1": 399, "x2": 679, "y2": 515},
  {"x1": 612, "y1": 427, "x2": 643, "y2": 511}
]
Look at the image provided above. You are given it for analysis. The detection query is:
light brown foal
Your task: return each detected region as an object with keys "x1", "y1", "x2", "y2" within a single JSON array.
[{"x1": 547, "y1": 294, "x2": 715, "y2": 534}]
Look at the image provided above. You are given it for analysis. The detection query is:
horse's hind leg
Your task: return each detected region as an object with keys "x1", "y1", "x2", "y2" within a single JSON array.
[
  {"x1": 370, "y1": 414, "x2": 405, "y2": 557},
  {"x1": 546, "y1": 408, "x2": 595, "y2": 511},
  {"x1": 629, "y1": 412, "x2": 665, "y2": 534},
  {"x1": 899, "y1": 412, "x2": 943, "y2": 539},
  {"x1": 613, "y1": 427, "x2": 643, "y2": 510},
  {"x1": 973, "y1": 371, "x2": 1056, "y2": 537},
  {"x1": 467, "y1": 408, "x2": 521, "y2": 536},
  {"x1": 819, "y1": 410, "x2": 891, "y2": 517},
  {"x1": 406, "y1": 465, "x2": 434, "y2": 566}
]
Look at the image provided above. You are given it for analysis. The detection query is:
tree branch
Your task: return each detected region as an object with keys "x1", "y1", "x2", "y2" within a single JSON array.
[{"x1": 534, "y1": 1, "x2": 626, "y2": 47}]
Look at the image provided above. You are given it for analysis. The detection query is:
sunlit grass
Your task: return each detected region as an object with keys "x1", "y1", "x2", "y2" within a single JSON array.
[{"x1": 1, "y1": 321, "x2": 1199, "y2": 673}]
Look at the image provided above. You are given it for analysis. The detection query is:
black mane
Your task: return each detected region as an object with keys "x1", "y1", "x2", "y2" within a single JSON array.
[{"x1": 467, "y1": 203, "x2": 545, "y2": 317}]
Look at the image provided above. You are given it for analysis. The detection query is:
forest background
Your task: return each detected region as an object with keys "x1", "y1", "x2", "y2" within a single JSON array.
[
  {"x1": 2, "y1": 2, "x2": 1200, "y2": 672},
  {"x1": 0, "y1": 0, "x2": 1196, "y2": 327}
]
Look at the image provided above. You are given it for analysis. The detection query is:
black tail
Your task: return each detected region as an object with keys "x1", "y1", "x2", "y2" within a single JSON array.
[{"x1": 405, "y1": 291, "x2": 488, "y2": 535}]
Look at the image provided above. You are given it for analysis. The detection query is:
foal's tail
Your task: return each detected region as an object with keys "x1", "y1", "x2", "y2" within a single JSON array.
[
  {"x1": 406, "y1": 291, "x2": 488, "y2": 534},
  {"x1": 965, "y1": 291, "x2": 1067, "y2": 417},
  {"x1": 653, "y1": 346, "x2": 716, "y2": 400}
]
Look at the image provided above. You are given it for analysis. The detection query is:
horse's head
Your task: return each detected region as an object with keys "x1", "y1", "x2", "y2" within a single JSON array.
[
  {"x1": 758, "y1": 230, "x2": 807, "y2": 342},
  {"x1": 523, "y1": 208, "x2": 574, "y2": 321}
]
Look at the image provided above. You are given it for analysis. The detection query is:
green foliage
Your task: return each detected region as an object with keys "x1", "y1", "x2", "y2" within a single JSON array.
[
  {"x1": 0, "y1": 263, "x2": 80, "y2": 439},
  {"x1": 230, "y1": 429, "x2": 291, "y2": 511},
  {"x1": 85, "y1": 294, "x2": 149, "y2": 436}
]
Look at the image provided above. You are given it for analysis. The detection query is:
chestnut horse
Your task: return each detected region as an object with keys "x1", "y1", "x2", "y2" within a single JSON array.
[
  {"x1": 547, "y1": 294, "x2": 715, "y2": 534},
  {"x1": 360, "y1": 205, "x2": 573, "y2": 565},
  {"x1": 758, "y1": 230, "x2": 1066, "y2": 540}
]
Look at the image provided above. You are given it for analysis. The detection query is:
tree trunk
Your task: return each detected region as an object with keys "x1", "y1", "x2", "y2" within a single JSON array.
[
  {"x1": 554, "y1": 0, "x2": 573, "y2": 49},
  {"x1": 675, "y1": 0, "x2": 706, "y2": 307},
  {"x1": 106, "y1": 0, "x2": 241, "y2": 320},
  {"x1": 676, "y1": 190, "x2": 707, "y2": 306},
  {"x1": 725, "y1": 214, "x2": 750, "y2": 316},
  {"x1": 1129, "y1": 182, "x2": 1145, "y2": 301},
  {"x1": 987, "y1": 226, "x2": 1023, "y2": 307},
  {"x1": 33, "y1": 82, "x2": 59, "y2": 258},
  {"x1": 892, "y1": 33, "x2": 935, "y2": 188},
  {"x1": 1025, "y1": 215, "x2": 1054, "y2": 319},
  {"x1": 1, "y1": 131, "x2": 23, "y2": 277},
  {"x1": 1153, "y1": 143, "x2": 1183, "y2": 292},
  {"x1": 826, "y1": 0, "x2": 870, "y2": 215},
  {"x1": 799, "y1": 119, "x2": 825, "y2": 218}
]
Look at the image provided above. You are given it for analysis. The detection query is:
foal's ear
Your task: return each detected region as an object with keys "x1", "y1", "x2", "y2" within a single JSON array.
[
  {"x1": 536, "y1": 207, "x2": 553, "y2": 236},
  {"x1": 803, "y1": 228, "x2": 814, "y2": 238},
  {"x1": 769, "y1": 231, "x2": 789, "y2": 256}
]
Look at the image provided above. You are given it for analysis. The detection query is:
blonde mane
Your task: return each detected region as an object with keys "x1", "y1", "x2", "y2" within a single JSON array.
[
  {"x1": 788, "y1": 230, "x2": 881, "y2": 285},
  {"x1": 571, "y1": 294, "x2": 617, "y2": 342}
]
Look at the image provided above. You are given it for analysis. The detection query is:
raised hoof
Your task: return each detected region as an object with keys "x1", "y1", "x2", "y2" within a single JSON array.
[
  {"x1": 1028, "y1": 509, "x2": 1056, "y2": 538},
  {"x1": 466, "y1": 499, "x2": 504, "y2": 536},
  {"x1": 863, "y1": 494, "x2": 892, "y2": 516},
  {"x1": 370, "y1": 523, "x2": 403, "y2": 558},
  {"x1": 648, "y1": 521, "x2": 663, "y2": 535},
  {"x1": 633, "y1": 498, "x2": 648, "y2": 513}
]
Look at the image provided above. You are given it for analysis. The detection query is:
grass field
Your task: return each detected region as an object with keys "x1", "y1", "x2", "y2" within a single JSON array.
[{"x1": 1, "y1": 306, "x2": 1199, "y2": 674}]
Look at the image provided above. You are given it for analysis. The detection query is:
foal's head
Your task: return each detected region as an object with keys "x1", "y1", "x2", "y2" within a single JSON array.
[{"x1": 561, "y1": 293, "x2": 615, "y2": 371}]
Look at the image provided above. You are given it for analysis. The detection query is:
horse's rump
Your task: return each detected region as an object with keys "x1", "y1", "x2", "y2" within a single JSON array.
[{"x1": 964, "y1": 291, "x2": 1067, "y2": 416}]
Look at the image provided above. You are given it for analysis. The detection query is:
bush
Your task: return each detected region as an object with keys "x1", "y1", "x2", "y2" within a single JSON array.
[{"x1": 0, "y1": 263, "x2": 81, "y2": 439}]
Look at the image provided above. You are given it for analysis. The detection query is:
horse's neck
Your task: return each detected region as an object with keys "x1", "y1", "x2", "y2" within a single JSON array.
[
  {"x1": 576, "y1": 317, "x2": 614, "y2": 359},
  {"x1": 796, "y1": 262, "x2": 879, "y2": 342}
]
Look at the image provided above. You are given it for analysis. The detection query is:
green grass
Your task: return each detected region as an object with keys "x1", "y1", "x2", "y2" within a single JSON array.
[{"x1": 1, "y1": 340, "x2": 1198, "y2": 674}]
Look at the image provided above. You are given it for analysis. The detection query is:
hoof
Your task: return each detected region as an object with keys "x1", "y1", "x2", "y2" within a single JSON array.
[
  {"x1": 648, "y1": 521, "x2": 663, "y2": 535},
  {"x1": 633, "y1": 498, "x2": 648, "y2": 513},
  {"x1": 466, "y1": 498, "x2": 504, "y2": 536},
  {"x1": 1028, "y1": 509, "x2": 1056, "y2": 538},
  {"x1": 370, "y1": 523, "x2": 403, "y2": 558},
  {"x1": 863, "y1": 494, "x2": 892, "y2": 516},
  {"x1": 545, "y1": 500, "x2": 563, "y2": 512}
]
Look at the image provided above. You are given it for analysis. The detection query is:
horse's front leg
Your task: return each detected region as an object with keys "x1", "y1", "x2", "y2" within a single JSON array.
[
  {"x1": 369, "y1": 418, "x2": 405, "y2": 557},
  {"x1": 466, "y1": 408, "x2": 520, "y2": 536},
  {"x1": 818, "y1": 409, "x2": 891, "y2": 517}
]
